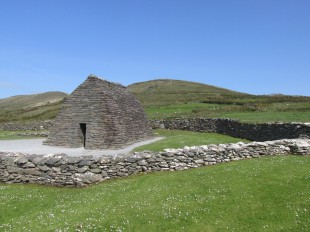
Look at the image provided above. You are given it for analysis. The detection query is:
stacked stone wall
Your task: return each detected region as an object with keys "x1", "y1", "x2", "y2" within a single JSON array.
[
  {"x1": 0, "y1": 121, "x2": 53, "y2": 131},
  {"x1": 151, "y1": 118, "x2": 310, "y2": 141},
  {"x1": 1, "y1": 118, "x2": 309, "y2": 142},
  {"x1": 0, "y1": 138, "x2": 309, "y2": 187}
]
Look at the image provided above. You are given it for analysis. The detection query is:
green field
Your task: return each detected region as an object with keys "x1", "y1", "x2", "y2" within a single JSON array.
[
  {"x1": 0, "y1": 131, "x2": 43, "y2": 140},
  {"x1": 1, "y1": 156, "x2": 309, "y2": 231},
  {"x1": 0, "y1": 100, "x2": 63, "y2": 123},
  {"x1": 134, "y1": 129, "x2": 249, "y2": 152},
  {"x1": 127, "y1": 79, "x2": 246, "y2": 106},
  {"x1": 0, "y1": 92, "x2": 66, "y2": 123},
  {"x1": 130, "y1": 79, "x2": 310, "y2": 122},
  {"x1": 145, "y1": 102, "x2": 310, "y2": 122}
]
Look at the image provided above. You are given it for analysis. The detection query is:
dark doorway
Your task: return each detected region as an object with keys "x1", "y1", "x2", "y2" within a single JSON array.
[{"x1": 80, "y1": 123, "x2": 86, "y2": 147}]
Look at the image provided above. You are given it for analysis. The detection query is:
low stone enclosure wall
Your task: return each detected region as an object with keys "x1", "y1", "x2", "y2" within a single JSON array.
[
  {"x1": 0, "y1": 120, "x2": 53, "y2": 131},
  {"x1": 152, "y1": 118, "x2": 310, "y2": 141},
  {"x1": 0, "y1": 118, "x2": 309, "y2": 187},
  {"x1": 1, "y1": 118, "x2": 309, "y2": 141},
  {"x1": 0, "y1": 138, "x2": 309, "y2": 187}
]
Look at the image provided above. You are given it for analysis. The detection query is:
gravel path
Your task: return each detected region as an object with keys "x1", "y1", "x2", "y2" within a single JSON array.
[{"x1": 0, "y1": 137, "x2": 164, "y2": 157}]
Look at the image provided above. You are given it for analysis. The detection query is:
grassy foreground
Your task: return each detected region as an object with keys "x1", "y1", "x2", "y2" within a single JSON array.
[
  {"x1": 134, "y1": 129, "x2": 249, "y2": 152},
  {"x1": 1, "y1": 156, "x2": 309, "y2": 232}
]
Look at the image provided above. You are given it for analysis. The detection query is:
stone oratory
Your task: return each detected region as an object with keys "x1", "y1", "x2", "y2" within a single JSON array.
[{"x1": 44, "y1": 75, "x2": 152, "y2": 149}]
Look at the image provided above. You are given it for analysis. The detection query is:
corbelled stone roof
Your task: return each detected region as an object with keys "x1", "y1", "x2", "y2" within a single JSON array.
[{"x1": 44, "y1": 75, "x2": 152, "y2": 149}]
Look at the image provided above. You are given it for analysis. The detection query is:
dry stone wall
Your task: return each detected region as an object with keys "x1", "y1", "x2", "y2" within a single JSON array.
[
  {"x1": 0, "y1": 121, "x2": 53, "y2": 131},
  {"x1": 0, "y1": 118, "x2": 310, "y2": 141},
  {"x1": 152, "y1": 118, "x2": 310, "y2": 141},
  {"x1": 1, "y1": 138, "x2": 309, "y2": 187},
  {"x1": 1, "y1": 118, "x2": 309, "y2": 142}
]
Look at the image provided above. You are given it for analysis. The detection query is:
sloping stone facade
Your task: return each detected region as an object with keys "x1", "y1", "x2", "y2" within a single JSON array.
[{"x1": 44, "y1": 75, "x2": 152, "y2": 149}]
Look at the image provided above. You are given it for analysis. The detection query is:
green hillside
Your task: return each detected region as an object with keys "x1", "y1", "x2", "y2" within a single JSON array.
[
  {"x1": 127, "y1": 79, "x2": 249, "y2": 106},
  {"x1": 0, "y1": 92, "x2": 67, "y2": 110},
  {"x1": 0, "y1": 80, "x2": 309, "y2": 123},
  {"x1": 128, "y1": 79, "x2": 310, "y2": 122},
  {"x1": 0, "y1": 92, "x2": 67, "y2": 122}
]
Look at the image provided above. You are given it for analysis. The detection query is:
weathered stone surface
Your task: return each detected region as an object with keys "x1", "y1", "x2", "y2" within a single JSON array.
[
  {"x1": 32, "y1": 157, "x2": 45, "y2": 165},
  {"x1": 3, "y1": 170, "x2": 9, "y2": 177},
  {"x1": 7, "y1": 166, "x2": 21, "y2": 173},
  {"x1": 101, "y1": 171, "x2": 108, "y2": 177},
  {"x1": 22, "y1": 162, "x2": 36, "y2": 168},
  {"x1": 78, "y1": 160, "x2": 93, "y2": 167},
  {"x1": 162, "y1": 152, "x2": 174, "y2": 157},
  {"x1": 2, "y1": 157, "x2": 14, "y2": 166},
  {"x1": 45, "y1": 158, "x2": 60, "y2": 166},
  {"x1": 117, "y1": 172, "x2": 128, "y2": 177},
  {"x1": 137, "y1": 160, "x2": 148, "y2": 166},
  {"x1": 38, "y1": 165, "x2": 50, "y2": 172},
  {"x1": 194, "y1": 159, "x2": 204, "y2": 164},
  {"x1": 90, "y1": 168, "x2": 101, "y2": 174},
  {"x1": 126, "y1": 158, "x2": 138, "y2": 163},
  {"x1": 73, "y1": 172, "x2": 103, "y2": 184},
  {"x1": 77, "y1": 166, "x2": 89, "y2": 173},
  {"x1": 24, "y1": 168, "x2": 41, "y2": 176},
  {"x1": 159, "y1": 162, "x2": 169, "y2": 168},
  {"x1": 16, "y1": 157, "x2": 28, "y2": 165}
]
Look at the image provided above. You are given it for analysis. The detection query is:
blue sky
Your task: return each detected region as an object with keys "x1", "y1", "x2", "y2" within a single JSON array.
[{"x1": 0, "y1": 0, "x2": 309, "y2": 98}]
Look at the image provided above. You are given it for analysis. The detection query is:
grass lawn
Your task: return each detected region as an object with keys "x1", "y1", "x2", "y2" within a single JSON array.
[
  {"x1": 0, "y1": 156, "x2": 309, "y2": 231},
  {"x1": 221, "y1": 111, "x2": 310, "y2": 123},
  {"x1": 0, "y1": 130, "x2": 42, "y2": 140},
  {"x1": 145, "y1": 103, "x2": 310, "y2": 123},
  {"x1": 134, "y1": 129, "x2": 249, "y2": 152}
]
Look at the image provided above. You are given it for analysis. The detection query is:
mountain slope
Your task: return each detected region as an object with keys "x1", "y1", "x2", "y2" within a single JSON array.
[
  {"x1": 0, "y1": 92, "x2": 68, "y2": 111},
  {"x1": 0, "y1": 79, "x2": 309, "y2": 123},
  {"x1": 0, "y1": 92, "x2": 68, "y2": 122},
  {"x1": 127, "y1": 79, "x2": 249, "y2": 106}
]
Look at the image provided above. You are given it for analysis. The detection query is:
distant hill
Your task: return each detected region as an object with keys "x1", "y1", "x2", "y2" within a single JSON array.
[
  {"x1": 0, "y1": 79, "x2": 309, "y2": 123},
  {"x1": 127, "y1": 79, "x2": 249, "y2": 106},
  {"x1": 0, "y1": 92, "x2": 67, "y2": 111},
  {"x1": 1, "y1": 79, "x2": 249, "y2": 122},
  {"x1": 0, "y1": 92, "x2": 68, "y2": 122}
]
